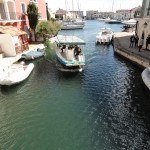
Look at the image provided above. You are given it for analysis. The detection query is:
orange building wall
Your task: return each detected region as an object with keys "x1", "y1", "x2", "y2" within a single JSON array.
[
  {"x1": 38, "y1": 0, "x2": 47, "y2": 20},
  {"x1": 14, "y1": 0, "x2": 47, "y2": 30}
]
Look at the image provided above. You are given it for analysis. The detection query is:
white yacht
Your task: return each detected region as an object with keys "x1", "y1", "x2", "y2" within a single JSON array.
[
  {"x1": 96, "y1": 27, "x2": 113, "y2": 45},
  {"x1": 104, "y1": 18, "x2": 121, "y2": 24}
]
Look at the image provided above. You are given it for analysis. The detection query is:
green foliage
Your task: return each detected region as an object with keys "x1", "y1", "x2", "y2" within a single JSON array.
[
  {"x1": 44, "y1": 40, "x2": 51, "y2": 48},
  {"x1": 36, "y1": 20, "x2": 61, "y2": 38},
  {"x1": 27, "y1": 2, "x2": 39, "y2": 41},
  {"x1": 50, "y1": 17, "x2": 56, "y2": 22},
  {"x1": 27, "y1": 3, "x2": 39, "y2": 30}
]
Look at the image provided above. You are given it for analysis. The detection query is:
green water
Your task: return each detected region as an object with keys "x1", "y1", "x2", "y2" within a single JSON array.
[{"x1": 0, "y1": 21, "x2": 150, "y2": 150}]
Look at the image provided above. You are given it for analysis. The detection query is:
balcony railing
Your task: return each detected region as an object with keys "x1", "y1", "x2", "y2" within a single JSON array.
[{"x1": 0, "y1": 12, "x2": 25, "y2": 21}]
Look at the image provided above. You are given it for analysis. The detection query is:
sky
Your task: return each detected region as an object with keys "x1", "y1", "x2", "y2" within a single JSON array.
[{"x1": 46, "y1": 0, "x2": 143, "y2": 12}]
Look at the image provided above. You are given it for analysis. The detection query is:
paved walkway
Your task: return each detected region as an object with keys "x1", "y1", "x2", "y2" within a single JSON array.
[
  {"x1": 114, "y1": 32, "x2": 150, "y2": 61},
  {"x1": 113, "y1": 32, "x2": 150, "y2": 68}
]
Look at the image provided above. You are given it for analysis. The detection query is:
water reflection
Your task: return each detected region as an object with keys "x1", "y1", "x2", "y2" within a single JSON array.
[{"x1": 0, "y1": 20, "x2": 150, "y2": 150}]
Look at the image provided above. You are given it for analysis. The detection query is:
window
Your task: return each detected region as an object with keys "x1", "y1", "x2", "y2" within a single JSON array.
[
  {"x1": 30, "y1": 0, "x2": 38, "y2": 3},
  {"x1": 24, "y1": 25, "x2": 29, "y2": 38},
  {"x1": 21, "y1": 3, "x2": 26, "y2": 14}
]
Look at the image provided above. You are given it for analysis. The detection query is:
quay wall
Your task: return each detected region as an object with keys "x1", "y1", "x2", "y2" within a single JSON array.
[
  {"x1": 113, "y1": 46, "x2": 149, "y2": 69},
  {"x1": 113, "y1": 32, "x2": 150, "y2": 70}
]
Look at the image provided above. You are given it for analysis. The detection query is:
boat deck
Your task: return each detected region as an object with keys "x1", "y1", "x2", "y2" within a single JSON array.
[{"x1": 57, "y1": 48, "x2": 78, "y2": 61}]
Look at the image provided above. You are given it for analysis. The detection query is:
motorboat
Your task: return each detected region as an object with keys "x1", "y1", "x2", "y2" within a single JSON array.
[
  {"x1": 121, "y1": 19, "x2": 136, "y2": 32},
  {"x1": 21, "y1": 48, "x2": 45, "y2": 60},
  {"x1": 141, "y1": 67, "x2": 150, "y2": 90},
  {"x1": 96, "y1": 27, "x2": 113, "y2": 45},
  {"x1": 0, "y1": 63, "x2": 34, "y2": 85},
  {"x1": 97, "y1": 18, "x2": 106, "y2": 22},
  {"x1": 72, "y1": 19, "x2": 86, "y2": 25},
  {"x1": 104, "y1": 18, "x2": 122, "y2": 24},
  {"x1": 122, "y1": 19, "x2": 136, "y2": 25},
  {"x1": 61, "y1": 22, "x2": 84, "y2": 30},
  {"x1": 54, "y1": 35, "x2": 85, "y2": 72}
]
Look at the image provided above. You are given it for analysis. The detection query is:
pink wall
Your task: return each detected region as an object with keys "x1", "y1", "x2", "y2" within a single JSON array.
[{"x1": 14, "y1": 0, "x2": 47, "y2": 22}]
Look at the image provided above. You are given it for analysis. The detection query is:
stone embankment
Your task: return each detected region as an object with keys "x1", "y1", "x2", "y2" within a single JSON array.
[{"x1": 113, "y1": 32, "x2": 150, "y2": 69}]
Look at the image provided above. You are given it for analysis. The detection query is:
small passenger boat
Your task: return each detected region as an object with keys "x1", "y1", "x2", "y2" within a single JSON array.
[
  {"x1": 96, "y1": 27, "x2": 113, "y2": 45},
  {"x1": 0, "y1": 63, "x2": 34, "y2": 85},
  {"x1": 141, "y1": 67, "x2": 150, "y2": 90},
  {"x1": 55, "y1": 35, "x2": 86, "y2": 72}
]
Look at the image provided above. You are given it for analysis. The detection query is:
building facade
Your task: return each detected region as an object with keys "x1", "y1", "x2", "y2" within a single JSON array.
[
  {"x1": 115, "y1": 10, "x2": 131, "y2": 20},
  {"x1": 0, "y1": 0, "x2": 47, "y2": 35},
  {"x1": 136, "y1": 0, "x2": 150, "y2": 49},
  {"x1": 141, "y1": 0, "x2": 150, "y2": 17},
  {"x1": 98, "y1": 12, "x2": 114, "y2": 19},
  {"x1": 86, "y1": 10, "x2": 98, "y2": 20}
]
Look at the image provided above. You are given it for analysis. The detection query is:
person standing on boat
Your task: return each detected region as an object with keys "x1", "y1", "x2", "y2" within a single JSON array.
[
  {"x1": 75, "y1": 47, "x2": 81, "y2": 57},
  {"x1": 61, "y1": 45, "x2": 66, "y2": 53}
]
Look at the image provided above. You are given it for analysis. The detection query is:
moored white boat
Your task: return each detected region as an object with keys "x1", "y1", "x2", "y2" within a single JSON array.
[
  {"x1": 73, "y1": 19, "x2": 86, "y2": 25},
  {"x1": 96, "y1": 27, "x2": 113, "y2": 45},
  {"x1": 104, "y1": 18, "x2": 121, "y2": 24},
  {"x1": 0, "y1": 63, "x2": 34, "y2": 85},
  {"x1": 61, "y1": 23, "x2": 84, "y2": 30},
  {"x1": 54, "y1": 35, "x2": 85, "y2": 71},
  {"x1": 141, "y1": 67, "x2": 150, "y2": 90},
  {"x1": 122, "y1": 19, "x2": 136, "y2": 25},
  {"x1": 21, "y1": 48, "x2": 45, "y2": 60}
]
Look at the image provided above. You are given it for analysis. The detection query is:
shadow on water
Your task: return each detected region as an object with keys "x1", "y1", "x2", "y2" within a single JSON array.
[{"x1": 0, "y1": 79, "x2": 29, "y2": 96}]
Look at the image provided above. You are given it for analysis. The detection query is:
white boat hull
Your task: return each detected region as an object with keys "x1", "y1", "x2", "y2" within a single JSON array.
[
  {"x1": 142, "y1": 68, "x2": 150, "y2": 90},
  {"x1": 0, "y1": 63, "x2": 34, "y2": 85},
  {"x1": 104, "y1": 19, "x2": 121, "y2": 24},
  {"x1": 61, "y1": 24, "x2": 84, "y2": 30},
  {"x1": 96, "y1": 28, "x2": 113, "y2": 45}
]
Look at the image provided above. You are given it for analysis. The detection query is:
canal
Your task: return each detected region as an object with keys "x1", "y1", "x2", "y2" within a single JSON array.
[{"x1": 0, "y1": 20, "x2": 150, "y2": 150}]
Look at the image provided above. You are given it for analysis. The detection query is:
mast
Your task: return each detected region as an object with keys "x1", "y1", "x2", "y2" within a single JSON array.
[
  {"x1": 112, "y1": 0, "x2": 114, "y2": 12},
  {"x1": 72, "y1": 0, "x2": 74, "y2": 19}
]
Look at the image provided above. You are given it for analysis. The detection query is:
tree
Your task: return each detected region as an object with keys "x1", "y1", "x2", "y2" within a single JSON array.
[
  {"x1": 36, "y1": 20, "x2": 61, "y2": 41},
  {"x1": 27, "y1": 2, "x2": 39, "y2": 41}
]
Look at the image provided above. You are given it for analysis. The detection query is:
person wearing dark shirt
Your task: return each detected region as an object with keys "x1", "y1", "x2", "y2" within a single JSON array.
[
  {"x1": 61, "y1": 45, "x2": 66, "y2": 53},
  {"x1": 129, "y1": 35, "x2": 135, "y2": 48},
  {"x1": 146, "y1": 35, "x2": 150, "y2": 50}
]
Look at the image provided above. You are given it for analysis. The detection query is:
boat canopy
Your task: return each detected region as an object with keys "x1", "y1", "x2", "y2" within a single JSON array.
[
  {"x1": 55, "y1": 35, "x2": 85, "y2": 45},
  {"x1": 122, "y1": 19, "x2": 136, "y2": 25}
]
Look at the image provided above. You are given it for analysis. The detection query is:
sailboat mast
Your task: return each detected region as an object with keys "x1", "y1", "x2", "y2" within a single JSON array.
[
  {"x1": 72, "y1": 0, "x2": 74, "y2": 18},
  {"x1": 112, "y1": 0, "x2": 114, "y2": 12}
]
